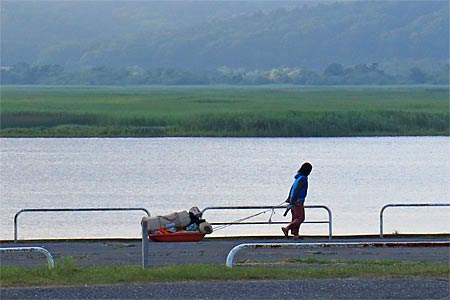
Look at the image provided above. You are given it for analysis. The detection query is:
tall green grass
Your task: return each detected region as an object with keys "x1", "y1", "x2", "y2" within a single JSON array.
[{"x1": 1, "y1": 85, "x2": 448, "y2": 137}]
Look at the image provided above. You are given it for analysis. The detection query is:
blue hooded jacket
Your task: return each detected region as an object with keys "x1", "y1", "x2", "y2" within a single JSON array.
[{"x1": 289, "y1": 173, "x2": 308, "y2": 203}]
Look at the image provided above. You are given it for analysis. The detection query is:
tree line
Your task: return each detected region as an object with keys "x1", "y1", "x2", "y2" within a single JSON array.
[{"x1": 1, "y1": 62, "x2": 448, "y2": 86}]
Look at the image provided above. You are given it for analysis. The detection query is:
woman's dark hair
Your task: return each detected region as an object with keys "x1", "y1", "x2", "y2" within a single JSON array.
[{"x1": 298, "y1": 162, "x2": 312, "y2": 176}]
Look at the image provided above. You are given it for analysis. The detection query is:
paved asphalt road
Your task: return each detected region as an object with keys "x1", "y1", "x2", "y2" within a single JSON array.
[
  {"x1": 2, "y1": 236, "x2": 449, "y2": 267},
  {"x1": 2, "y1": 278, "x2": 449, "y2": 299}
]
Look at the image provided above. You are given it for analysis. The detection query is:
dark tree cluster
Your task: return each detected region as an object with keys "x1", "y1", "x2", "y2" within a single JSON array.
[{"x1": 1, "y1": 62, "x2": 448, "y2": 86}]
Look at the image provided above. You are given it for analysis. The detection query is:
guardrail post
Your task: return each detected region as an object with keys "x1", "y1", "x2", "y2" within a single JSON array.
[
  {"x1": 380, "y1": 205, "x2": 388, "y2": 238},
  {"x1": 14, "y1": 210, "x2": 21, "y2": 243},
  {"x1": 141, "y1": 219, "x2": 149, "y2": 269},
  {"x1": 322, "y1": 205, "x2": 333, "y2": 240}
]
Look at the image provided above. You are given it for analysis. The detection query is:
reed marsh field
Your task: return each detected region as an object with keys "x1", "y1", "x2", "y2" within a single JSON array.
[{"x1": 0, "y1": 85, "x2": 448, "y2": 137}]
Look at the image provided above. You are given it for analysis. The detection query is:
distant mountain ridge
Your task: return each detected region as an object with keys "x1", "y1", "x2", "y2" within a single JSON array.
[{"x1": 1, "y1": 1, "x2": 448, "y2": 71}]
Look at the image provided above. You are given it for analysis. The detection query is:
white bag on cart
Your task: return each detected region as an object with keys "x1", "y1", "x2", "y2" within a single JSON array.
[{"x1": 142, "y1": 210, "x2": 191, "y2": 232}]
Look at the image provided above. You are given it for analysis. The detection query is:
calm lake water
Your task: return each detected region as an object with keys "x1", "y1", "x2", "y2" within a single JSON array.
[{"x1": 1, "y1": 137, "x2": 449, "y2": 240}]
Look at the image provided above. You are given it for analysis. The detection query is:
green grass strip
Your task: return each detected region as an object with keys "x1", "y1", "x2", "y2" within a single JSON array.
[{"x1": 1, "y1": 257, "x2": 448, "y2": 287}]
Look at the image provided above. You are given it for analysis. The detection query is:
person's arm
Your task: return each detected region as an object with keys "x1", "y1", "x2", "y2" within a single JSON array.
[
  {"x1": 286, "y1": 185, "x2": 293, "y2": 203},
  {"x1": 290, "y1": 177, "x2": 306, "y2": 203}
]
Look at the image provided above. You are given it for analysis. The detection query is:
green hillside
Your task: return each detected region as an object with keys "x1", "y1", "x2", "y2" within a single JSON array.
[{"x1": 1, "y1": 1, "x2": 448, "y2": 71}]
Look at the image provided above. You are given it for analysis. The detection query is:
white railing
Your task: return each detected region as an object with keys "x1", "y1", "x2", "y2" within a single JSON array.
[
  {"x1": 379, "y1": 203, "x2": 450, "y2": 238},
  {"x1": 0, "y1": 246, "x2": 55, "y2": 269},
  {"x1": 225, "y1": 241, "x2": 450, "y2": 268},
  {"x1": 14, "y1": 207, "x2": 151, "y2": 242},
  {"x1": 201, "y1": 205, "x2": 333, "y2": 239}
]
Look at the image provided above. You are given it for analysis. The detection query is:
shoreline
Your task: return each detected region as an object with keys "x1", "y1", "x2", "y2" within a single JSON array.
[{"x1": 3, "y1": 232, "x2": 450, "y2": 244}]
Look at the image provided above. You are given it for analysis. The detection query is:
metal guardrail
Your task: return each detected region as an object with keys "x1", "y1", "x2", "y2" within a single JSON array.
[
  {"x1": 201, "y1": 205, "x2": 333, "y2": 240},
  {"x1": 225, "y1": 241, "x2": 450, "y2": 268},
  {"x1": 14, "y1": 207, "x2": 151, "y2": 243},
  {"x1": 0, "y1": 246, "x2": 55, "y2": 269},
  {"x1": 380, "y1": 203, "x2": 450, "y2": 238}
]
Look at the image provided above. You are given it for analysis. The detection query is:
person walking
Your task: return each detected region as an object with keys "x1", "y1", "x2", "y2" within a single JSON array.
[{"x1": 282, "y1": 162, "x2": 312, "y2": 240}]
